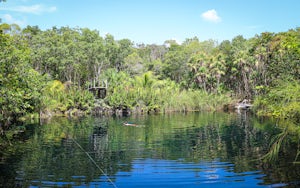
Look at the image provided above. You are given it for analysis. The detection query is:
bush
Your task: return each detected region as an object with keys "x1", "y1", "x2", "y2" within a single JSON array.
[
  {"x1": 41, "y1": 80, "x2": 95, "y2": 116},
  {"x1": 254, "y1": 79, "x2": 300, "y2": 122},
  {"x1": 103, "y1": 70, "x2": 233, "y2": 113}
]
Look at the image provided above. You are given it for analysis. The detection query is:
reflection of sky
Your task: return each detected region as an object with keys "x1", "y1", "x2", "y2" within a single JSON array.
[
  {"x1": 28, "y1": 159, "x2": 288, "y2": 187},
  {"x1": 111, "y1": 158, "x2": 269, "y2": 188}
]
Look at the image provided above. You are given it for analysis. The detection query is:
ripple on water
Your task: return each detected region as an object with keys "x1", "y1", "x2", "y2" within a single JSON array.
[{"x1": 109, "y1": 159, "x2": 268, "y2": 188}]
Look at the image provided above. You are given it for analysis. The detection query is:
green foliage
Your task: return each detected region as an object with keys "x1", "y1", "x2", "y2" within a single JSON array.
[
  {"x1": 162, "y1": 45, "x2": 188, "y2": 83},
  {"x1": 263, "y1": 128, "x2": 288, "y2": 162},
  {"x1": 254, "y1": 79, "x2": 300, "y2": 122},
  {"x1": 41, "y1": 80, "x2": 95, "y2": 116},
  {"x1": 162, "y1": 89, "x2": 232, "y2": 112},
  {"x1": 1, "y1": 23, "x2": 300, "y2": 125},
  {"x1": 123, "y1": 51, "x2": 144, "y2": 75},
  {"x1": 0, "y1": 32, "x2": 45, "y2": 124},
  {"x1": 21, "y1": 24, "x2": 300, "y2": 101},
  {"x1": 102, "y1": 69, "x2": 133, "y2": 107},
  {"x1": 261, "y1": 120, "x2": 300, "y2": 164},
  {"x1": 103, "y1": 69, "x2": 232, "y2": 113}
]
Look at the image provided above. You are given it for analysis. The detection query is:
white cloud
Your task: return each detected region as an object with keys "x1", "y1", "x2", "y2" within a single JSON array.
[
  {"x1": 1, "y1": 4, "x2": 57, "y2": 15},
  {"x1": 201, "y1": 9, "x2": 221, "y2": 23},
  {"x1": 3, "y1": 14, "x2": 26, "y2": 26}
]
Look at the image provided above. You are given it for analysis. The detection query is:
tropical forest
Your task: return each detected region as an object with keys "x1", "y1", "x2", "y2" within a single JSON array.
[
  {"x1": 1, "y1": 23, "x2": 299, "y2": 125},
  {"x1": 1, "y1": 22, "x2": 300, "y2": 187}
]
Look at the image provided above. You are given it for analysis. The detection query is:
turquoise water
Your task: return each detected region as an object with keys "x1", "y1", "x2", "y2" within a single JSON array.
[{"x1": 1, "y1": 112, "x2": 300, "y2": 187}]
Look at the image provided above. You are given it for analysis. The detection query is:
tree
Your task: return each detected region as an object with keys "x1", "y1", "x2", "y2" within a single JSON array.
[
  {"x1": 138, "y1": 43, "x2": 167, "y2": 76},
  {"x1": 123, "y1": 51, "x2": 144, "y2": 75},
  {"x1": 0, "y1": 32, "x2": 45, "y2": 125},
  {"x1": 117, "y1": 39, "x2": 133, "y2": 71},
  {"x1": 162, "y1": 43, "x2": 189, "y2": 84},
  {"x1": 249, "y1": 32, "x2": 274, "y2": 95},
  {"x1": 0, "y1": 23, "x2": 11, "y2": 33},
  {"x1": 163, "y1": 49, "x2": 188, "y2": 83},
  {"x1": 187, "y1": 52, "x2": 210, "y2": 91},
  {"x1": 77, "y1": 28, "x2": 107, "y2": 87},
  {"x1": 228, "y1": 35, "x2": 253, "y2": 97},
  {"x1": 268, "y1": 29, "x2": 300, "y2": 82}
]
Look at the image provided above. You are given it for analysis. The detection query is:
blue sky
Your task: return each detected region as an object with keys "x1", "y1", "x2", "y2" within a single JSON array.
[{"x1": 0, "y1": 0, "x2": 299, "y2": 44}]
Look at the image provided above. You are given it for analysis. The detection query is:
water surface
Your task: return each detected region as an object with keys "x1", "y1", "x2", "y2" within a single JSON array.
[{"x1": 1, "y1": 112, "x2": 300, "y2": 187}]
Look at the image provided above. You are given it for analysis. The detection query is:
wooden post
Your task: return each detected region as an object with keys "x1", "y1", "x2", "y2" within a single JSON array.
[{"x1": 105, "y1": 80, "x2": 108, "y2": 89}]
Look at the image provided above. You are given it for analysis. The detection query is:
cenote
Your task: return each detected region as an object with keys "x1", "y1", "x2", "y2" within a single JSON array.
[{"x1": 1, "y1": 112, "x2": 300, "y2": 187}]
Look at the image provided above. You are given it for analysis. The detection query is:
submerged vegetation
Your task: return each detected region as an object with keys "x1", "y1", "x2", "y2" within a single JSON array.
[{"x1": 0, "y1": 23, "x2": 299, "y2": 128}]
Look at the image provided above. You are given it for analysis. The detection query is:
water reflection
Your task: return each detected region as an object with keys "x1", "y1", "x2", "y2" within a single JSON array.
[
  {"x1": 114, "y1": 159, "x2": 266, "y2": 188},
  {"x1": 1, "y1": 112, "x2": 300, "y2": 187}
]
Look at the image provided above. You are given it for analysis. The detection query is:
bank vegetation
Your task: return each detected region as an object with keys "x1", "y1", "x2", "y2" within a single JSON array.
[{"x1": 0, "y1": 24, "x2": 299, "y2": 127}]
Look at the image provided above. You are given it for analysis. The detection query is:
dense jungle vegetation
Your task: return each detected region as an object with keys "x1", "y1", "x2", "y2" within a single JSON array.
[{"x1": 0, "y1": 23, "x2": 299, "y2": 127}]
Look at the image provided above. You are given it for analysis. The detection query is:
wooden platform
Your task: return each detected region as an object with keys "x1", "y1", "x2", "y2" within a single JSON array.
[
  {"x1": 89, "y1": 87, "x2": 107, "y2": 99},
  {"x1": 88, "y1": 80, "x2": 108, "y2": 99}
]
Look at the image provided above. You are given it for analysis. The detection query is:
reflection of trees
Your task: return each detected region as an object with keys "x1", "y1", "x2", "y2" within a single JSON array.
[
  {"x1": 90, "y1": 126, "x2": 108, "y2": 160},
  {"x1": 258, "y1": 120, "x2": 300, "y2": 185},
  {"x1": 6, "y1": 117, "x2": 119, "y2": 187},
  {"x1": 0, "y1": 122, "x2": 38, "y2": 187},
  {"x1": 262, "y1": 120, "x2": 300, "y2": 162},
  {"x1": 2, "y1": 113, "x2": 300, "y2": 187},
  {"x1": 154, "y1": 112, "x2": 293, "y2": 174}
]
